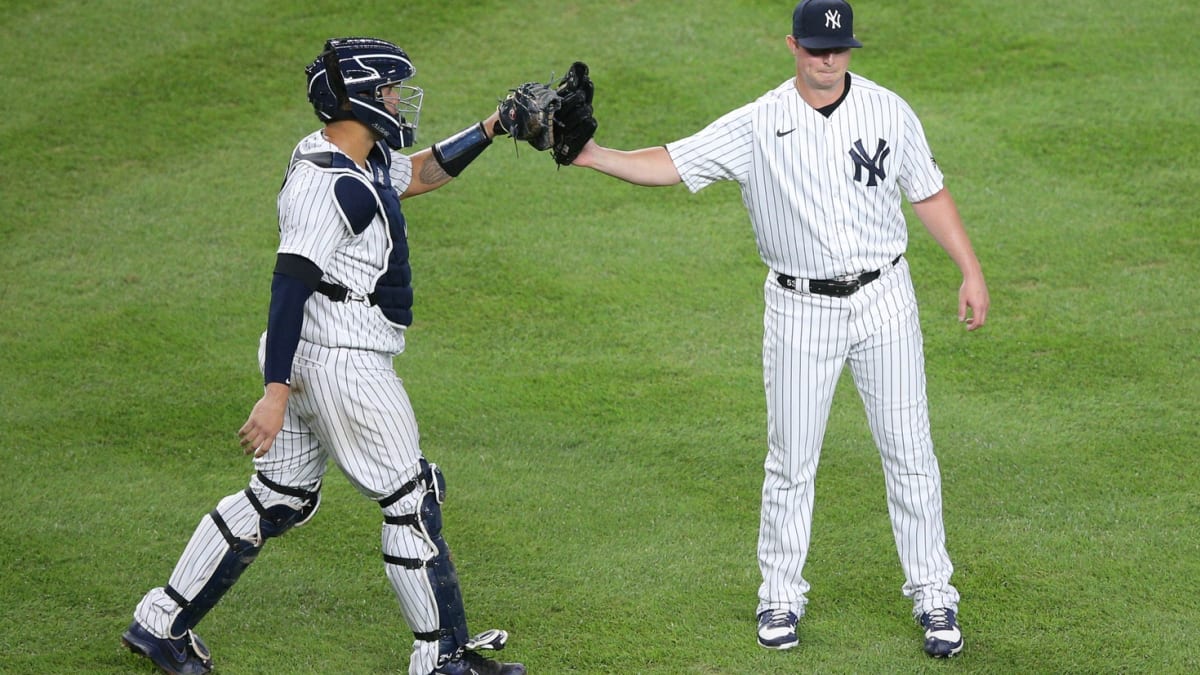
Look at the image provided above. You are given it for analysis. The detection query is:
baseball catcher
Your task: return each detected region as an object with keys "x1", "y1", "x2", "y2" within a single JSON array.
[
  {"x1": 496, "y1": 61, "x2": 597, "y2": 165},
  {"x1": 118, "y1": 36, "x2": 535, "y2": 675}
]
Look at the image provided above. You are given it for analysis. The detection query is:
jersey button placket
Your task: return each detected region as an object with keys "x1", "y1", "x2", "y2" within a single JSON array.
[{"x1": 823, "y1": 118, "x2": 852, "y2": 271}]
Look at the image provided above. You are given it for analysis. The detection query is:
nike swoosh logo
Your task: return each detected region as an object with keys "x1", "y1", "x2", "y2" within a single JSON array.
[
  {"x1": 166, "y1": 640, "x2": 189, "y2": 663},
  {"x1": 776, "y1": 129, "x2": 796, "y2": 137}
]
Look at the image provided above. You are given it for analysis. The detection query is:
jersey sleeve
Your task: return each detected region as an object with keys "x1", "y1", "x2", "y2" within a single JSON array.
[
  {"x1": 666, "y1": 103, "x2": 756, "y2": 193},
  {"x1": 388, "y1": 150, "x2": 414, "y2": 195},
  {"x1": 895, "y1": 98, "x2": 944, "y2": 203},
  {"x1": 277, "y1": 164, "x2": 351, "y2": 269}
]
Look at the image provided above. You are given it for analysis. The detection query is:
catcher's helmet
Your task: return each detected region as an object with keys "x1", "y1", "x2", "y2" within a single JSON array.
[{"x1": 306, "y1": 37, "x2": 423, "y2": 149}]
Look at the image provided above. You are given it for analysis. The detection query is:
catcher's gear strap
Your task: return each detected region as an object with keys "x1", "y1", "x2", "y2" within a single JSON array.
[
  {"x1": 164, "y1": 585, "x2": 190, "y2": 610},
  {"x1": 316, "y1": 281, "x2": 379, "y2": 305},
  {"x1": 255, "y1": 471, "x2": 321, "y2": 500},
  {"x1": 322, "y1": 43, "x2": 350, "y2": 109},
  {"x1": 249, "y1": 472, "x2": 323, "y2": 535},
  {"x1": 377, "y1": 470, "x2": 423, "y2": 508},
  {"x1": 431, "y1": 122, "x2": 492, "y2": 178},
  {"x1": 163, "y1": 506, "x2": 240, "y2": 611}
]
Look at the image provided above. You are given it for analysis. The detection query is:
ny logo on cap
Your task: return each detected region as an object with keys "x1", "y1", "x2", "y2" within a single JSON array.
[{"x1": 825, "y1": 10, "x2": 842, "y2": 29}]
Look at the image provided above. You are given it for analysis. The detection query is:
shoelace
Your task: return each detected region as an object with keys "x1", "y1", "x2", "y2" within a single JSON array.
[
  {"x1": 924, "y1": 608, "x2": 954, "y2": 630},
  {"x1": 765, "y1": 609, "x2": 794, "y2": 628}
]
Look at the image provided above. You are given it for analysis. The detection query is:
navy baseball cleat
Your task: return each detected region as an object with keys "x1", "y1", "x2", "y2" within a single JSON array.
[
  {"x1": 756, "y1": 609, "x2": 800, "y2": 650},
  {"x1": 121, "y1": 620, "x2": 213, "y2": 675},
  {"x1": 919, "y1": 607, "x2": 964, "y2": 658},
  {"x1": 434, "y1": 649, "x2": 526, "y2": 675}
]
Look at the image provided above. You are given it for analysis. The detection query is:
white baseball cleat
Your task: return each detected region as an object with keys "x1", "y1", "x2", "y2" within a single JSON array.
[
  {"x1": 756, "y1": 609, "x2": 800, "y2": 650},
  {"x1": 919, "y1": 607, "x2": 964, "y2": 658}
]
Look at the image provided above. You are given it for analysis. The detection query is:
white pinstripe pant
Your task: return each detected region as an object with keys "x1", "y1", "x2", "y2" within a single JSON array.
[
  {"x1": 756, "y1": 259, "x2": 960, "y2": 619},
  {"x1": 273, "y1": 339, "x2": 422, "y2": 497},
  {"x1": 276, "y1": 340, "x2": 444, "y2": 674},
  {"x1": 135, "y1": 338, "x2": 444, "y2": 675}
]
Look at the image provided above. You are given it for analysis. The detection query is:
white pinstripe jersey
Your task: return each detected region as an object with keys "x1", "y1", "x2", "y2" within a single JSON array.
[
  {"x1": 276, "y1": 130, "x2": 414, "y2": 355},
  {"x1": 667, "y1": 72, "x2": 944, "y2": 280}
]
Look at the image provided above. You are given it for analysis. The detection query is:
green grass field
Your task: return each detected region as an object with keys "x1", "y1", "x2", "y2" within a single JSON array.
[{"x1": 2, "y1": 1, "x2": 1198, "y2": 673}]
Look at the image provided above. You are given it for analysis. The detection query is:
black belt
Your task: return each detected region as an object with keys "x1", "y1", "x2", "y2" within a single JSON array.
[{"x1": 776, "y1": 255, "x2": 902, "y2": 297}]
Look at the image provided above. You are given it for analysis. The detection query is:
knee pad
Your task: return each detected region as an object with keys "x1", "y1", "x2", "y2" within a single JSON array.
[
  {"x1": 248, "y1": 472, "x2": 322, "y2": 539},
  {"x1": 167, "y1": 475, "x2": 320, "y2": 635},
  {"x1": 380, "y1": 459, "x2": 468, "y2": 659}
]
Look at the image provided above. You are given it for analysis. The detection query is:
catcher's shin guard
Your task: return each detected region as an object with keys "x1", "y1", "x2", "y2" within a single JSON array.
[
  {"x1": 143, "y1": 475, "x2": 320, "y2": 637},
  {"x1": 381, "y1": 460, "x2": 471, "y2": 668}
]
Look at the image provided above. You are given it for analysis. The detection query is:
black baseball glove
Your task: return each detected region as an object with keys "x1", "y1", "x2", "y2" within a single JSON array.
[
  {"x1": 496, "y1": 82, "x2": 561, "y2": 151},
  {"x1": 551, "y1": 62, "x2": 598, "y2": 166}
]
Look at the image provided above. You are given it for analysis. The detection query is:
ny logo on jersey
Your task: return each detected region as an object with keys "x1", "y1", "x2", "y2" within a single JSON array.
[
  {"x1": 825, "y1": 10, "x2": 842, "y2": 29},
  {"x1": 849, "y1": 138, "x2": 890, "y2": 187}
]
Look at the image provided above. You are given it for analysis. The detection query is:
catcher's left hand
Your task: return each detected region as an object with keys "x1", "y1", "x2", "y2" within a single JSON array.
[{"x1": 496, "y1": 82, "x2": 561, "y2": 151}]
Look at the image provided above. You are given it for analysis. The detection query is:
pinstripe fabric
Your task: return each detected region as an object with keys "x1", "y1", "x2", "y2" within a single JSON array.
[
  {"x1": 758, "y1": 261, "x2": 958, "y2": 617},
  {"x1": 272, "y1": 337, "x2": 422, "y2": 496},
  {"x1": 278, "y1": 130, "x2": 414, "y2": 354},
  {"x1": 667, "y1": 73, "x2": 941, "y2": 280},
  {"x1": 264, "y1": 288, "x2": 443, "y2": 675},
  {"x1": 668, "y1": 73, "x2": 959, "y2": 619}
]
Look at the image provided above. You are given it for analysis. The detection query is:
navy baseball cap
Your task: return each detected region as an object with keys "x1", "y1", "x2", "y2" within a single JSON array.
[{"x1": 793, "y1": 0, "x2": 863, "y2": 49}]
